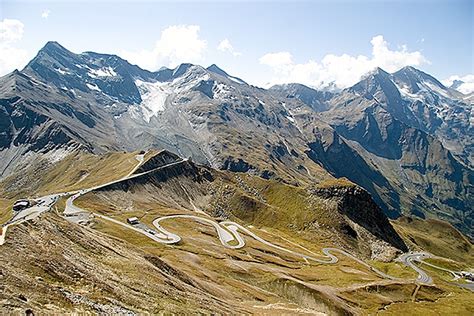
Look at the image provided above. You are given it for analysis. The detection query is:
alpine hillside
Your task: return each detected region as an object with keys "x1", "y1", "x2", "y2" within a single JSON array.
[
  {"x1": 0, "y1": 41, "x2": 472, "y2": 239},
  {"x1": 0, "y1": 41, "x2": 473, "y2": 315}
]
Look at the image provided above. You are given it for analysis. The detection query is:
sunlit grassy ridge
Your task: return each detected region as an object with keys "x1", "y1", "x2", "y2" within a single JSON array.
[
  {"x1": 77, "y1": 194, "x2": 473, "y2": 314},
  {"x1": 392, "y1": 216, "x2": 473, "y2": 264},
  {"x1": 0, "y1": 150, "x2": 140, "y2": 198},
  {"x1": 1, "y1": 150, "x2": 473, "y2": 314},
  {"x1": 0, "y1": 149, "x2": 160, "y2": 224}
]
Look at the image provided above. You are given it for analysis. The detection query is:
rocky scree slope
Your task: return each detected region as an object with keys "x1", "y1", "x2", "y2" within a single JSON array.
[
  {"x1": 0, "y1": 42, "x2": 472, "y2": 239},
  {"x1": 274, "y1": 68, "x2": 473, "y2": 239}
]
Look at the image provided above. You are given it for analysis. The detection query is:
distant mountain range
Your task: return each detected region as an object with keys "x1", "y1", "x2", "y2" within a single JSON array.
[{"x1": 0, "y1": 41, "x2": 472, "y2": 238}]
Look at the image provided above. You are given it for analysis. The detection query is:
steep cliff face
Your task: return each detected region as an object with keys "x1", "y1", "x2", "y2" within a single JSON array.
[
  {"x1": 134, "y1": 150, "x2": 182, "y2": 173},
  {"x1": 292, "y1": 85, "x2": 473, "y2": 239},
  {"x1": 1, "y1": 41, "x2": 472, "y2": 241},
  {"x1": 311, "y1": 183, "x2": 408, "y2": 257}
]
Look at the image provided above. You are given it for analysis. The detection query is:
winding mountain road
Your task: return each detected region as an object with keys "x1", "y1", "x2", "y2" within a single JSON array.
[
  {"x1": 152, "y1": 216, "x2": 400, "y2": 281},
  {"x1": 398, "y1": 252, "x2": 433, "y2": 284},
  {"x1": 2, "y1": 153, "x2": 470, "y2": 287}
]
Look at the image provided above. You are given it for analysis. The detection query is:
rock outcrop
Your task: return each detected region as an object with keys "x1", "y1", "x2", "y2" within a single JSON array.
[{"x1": 311, "y1": 181, "x2": 408, "y2": 260}]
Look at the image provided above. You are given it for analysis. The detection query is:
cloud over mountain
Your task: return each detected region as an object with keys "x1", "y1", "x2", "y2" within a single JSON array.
[
  {"x1": 0, "y1": 18, "x2": 29, "y2": 76},
  {"x1": 217, "y1": 38, "x2": 241, "y2": 57},
  {"x1": 259, "y1": 35, "x2": 428, "y2": 90},
  {"x1": 442, "y1": 74, "x2": 474, "y2": 94},
  {"x1": 120, "y1": 25, "x2": 207, "y2": 70}
]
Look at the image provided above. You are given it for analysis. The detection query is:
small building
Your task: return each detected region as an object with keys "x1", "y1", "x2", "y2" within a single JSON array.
[
  {"x1": 127, "y1": 217, "x2": 139, "y2": 225},
  {"x1": 13, "y1": 200, "x2": 30, "y2": 212}
]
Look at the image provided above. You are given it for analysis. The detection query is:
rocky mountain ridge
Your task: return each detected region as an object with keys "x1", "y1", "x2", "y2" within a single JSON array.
[{"x1": 0, "y1": 41, "x2": 472, "y2": 239}]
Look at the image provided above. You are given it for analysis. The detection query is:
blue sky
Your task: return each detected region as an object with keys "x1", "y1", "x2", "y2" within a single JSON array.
[{"x1": 1, "y1": 0, "x2": 472, "y2": 89}]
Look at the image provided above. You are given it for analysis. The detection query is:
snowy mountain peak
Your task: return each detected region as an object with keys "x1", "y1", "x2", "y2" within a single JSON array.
[
  {"x1": 41, "y1": 41, "x2": 70, "y2": 54},
  {"x1": 206, "y1": 63, "x2": 246, "y2": 85},
  {"x1": 207, "y1": 64, "x2": 227, "y2": 75},
  {"x1": 364, "y1": 67, "x2": 391, "y2": 79},
  {"x1": 349, "y1": 66, "x2": 399, "y2": 99},
  {"x1": 172, "y1": 63, "x2": 195, "y2": 77},
  {"x1": 392, "y1": 66, "x2": 447, "y2": 93}
]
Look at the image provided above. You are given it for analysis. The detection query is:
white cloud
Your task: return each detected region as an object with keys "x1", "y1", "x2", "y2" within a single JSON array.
[
  {"x1": 217, "y1": 38, "x2": 241, "y2": 57},
  {"x1": 0, "y1": 19, "x2": 29, "y2": 76},
  {"x1": 0, "y1": 18, "x2": 24, "y2": 42},
  {"x1": 41, "y1": 9, "x2": 51, "y2": 19},
  {"x1": 121, "y1": 25, "x2": 207, "y2": 70},
  {"x1": 259, "y1": 35, "x2": 429, "y2": 89},
  {"x1": 259, "y1": 52, "x2": 293, "y2": 69},
  {"x1": 442, "y1": 74, "x2": 474, "y2": 94}
]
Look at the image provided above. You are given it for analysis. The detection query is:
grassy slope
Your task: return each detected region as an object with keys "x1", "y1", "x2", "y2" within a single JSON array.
[
  {"x1": 392, "y1": 216, "x2": 473, "y2": 264},
  {"x1": 77, "y1": 195, "x2": 473, "y2": 315},
  {"x1": 74, "y1": 166, "x2": 473, "y2": 314},
  {"x1": 0, "y1": 150, "x2": 149, "y2": 224},
  {"x1": 2, "y1": 150, "x2": 472, "y2": 313}
]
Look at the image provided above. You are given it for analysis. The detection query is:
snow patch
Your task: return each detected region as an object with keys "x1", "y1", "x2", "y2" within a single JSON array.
[
  {"x1": 396, "y1": 83, "x2": 424, "y2": 102},
  {"x1": 55, "y1": 68, "x2": 70, "y2": 75},
  {"x1": 132, "y1": 66, "x2": 213, "y2": 123},
  {"x1": 171, "y1": 66, "x2": 210, "y2": 93},
  {"x1": 135, "y1": 79, "x2": 172, "y2": 122},
  {"x1": 86, "y1": 83, "x2": 101, "y2": 91},
  {"x1": 88, "y1": 66, "x2": 117, "y2": 78},
  {"x1": 423, "y1": 81, "x2": 450, "y2": 98},
  {"x1": 228, "y1": 76, "x2": 245, "y2": 85},
  {"x1": 212, "y1": 82, "x2": 232, "y2": 100},
  {"x1": 281, "y1": 102, "x2": 303, "y2": 134}
]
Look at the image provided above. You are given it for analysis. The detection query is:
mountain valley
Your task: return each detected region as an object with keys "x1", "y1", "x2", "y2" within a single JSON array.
[{"x1": 0, "y1": 42, "x2": 473, "y2": 315}]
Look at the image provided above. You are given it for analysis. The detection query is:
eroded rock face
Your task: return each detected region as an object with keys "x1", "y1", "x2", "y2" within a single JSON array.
[
  {"x1": 1, "y1": 41, "x2": 472, "y2": 242},
  {"x1": 311, "y1": 184, "x2": 408, "y2": 258}
]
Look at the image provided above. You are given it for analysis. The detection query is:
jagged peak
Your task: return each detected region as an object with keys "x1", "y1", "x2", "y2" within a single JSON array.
[
  {"x1": 450, "y1": 79, "x2": 464, "y2": 90},
  {"x1": 206, "y1": 64, "x2": 229, "y2": 76},
  {"x1": 40, "y1": 41, "x2": 73, "y2": 55},
  {"x1": 24, "y1": 41, "x2": 77, "y2": 72},
  {"x1": 392, "y1": 66, "x2": 447, "y2": 90},
  {"x1": 363, "y1": 67, "x2": 391, "y2": 79},
  {"x1": 172, "y1": 63, "x2": 195, "y2": 77},
  {"x1": 352, "y1": 67, "x2": 392, "y2": 89},
  {"x1": 206, "y1": 63, "x2": 246, "y2": 85},
  {"x1": 81, "y1": 50, "x2": 121, "y2": 60},
  {"x1": 393, "y1": 65, "x2": 425, "y2": 78},
  {"x1": 398, "y1": 65, "x2": 418, "y2": 73},
  {"x1": 270, "y1": 82, "x2": 316, "y2": 91},
  {"x1": 0, "y1": 69, "x2": 23, "y2": 82}
]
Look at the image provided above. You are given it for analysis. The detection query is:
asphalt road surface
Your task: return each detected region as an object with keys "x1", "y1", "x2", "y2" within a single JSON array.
[
  {"x1": 0, "y1": 194, "x2": 60, "y2": 245},
  {"x1": 2, "y1": 153, "x2": 471, "y2": 288},
  {"x1": 398, "y1": 252, "x2": 434, "y2": 284}
]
